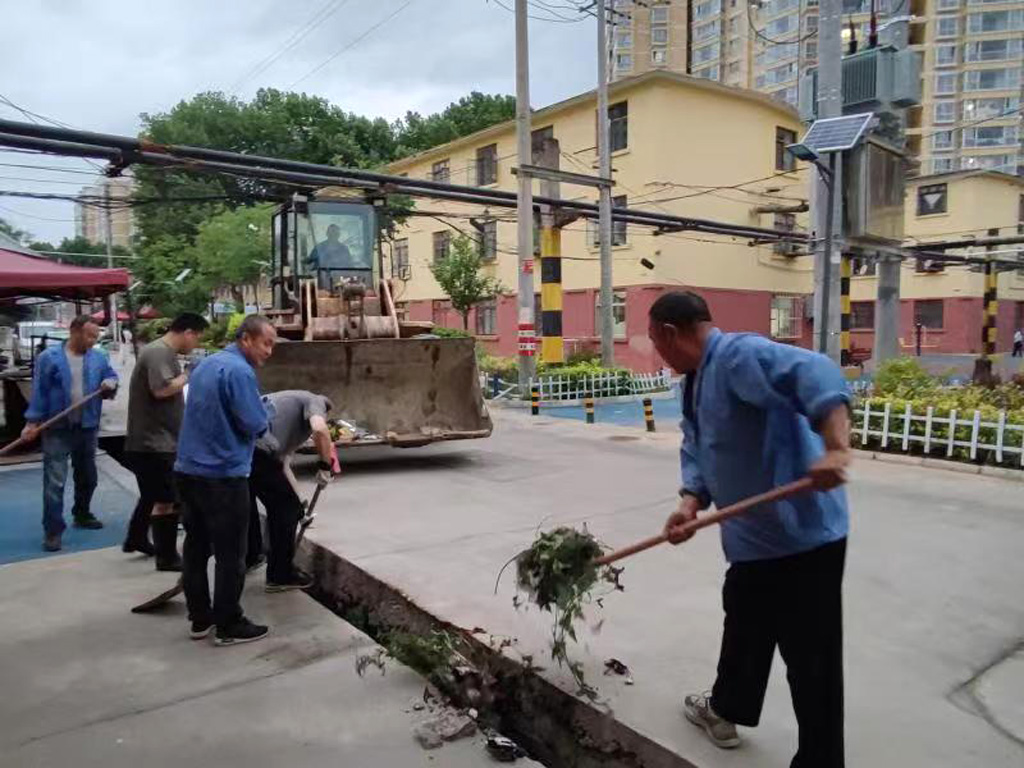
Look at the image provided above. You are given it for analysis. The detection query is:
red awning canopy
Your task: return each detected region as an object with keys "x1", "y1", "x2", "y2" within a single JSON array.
[
  {"x1": 0, "y1": 247, "x2": 130, "y2": 300},
  {"x1": 91, "y1": 306, "x2": 160, "y2": 323}
]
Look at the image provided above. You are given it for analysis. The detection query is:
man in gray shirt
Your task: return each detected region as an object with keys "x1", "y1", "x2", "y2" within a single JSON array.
[
  {"x1": 123, "y1": 313, "x2": 208, "y2": 570},
  {"x1": 249, "y1": 390, "x2": 336, "y2": 591}
]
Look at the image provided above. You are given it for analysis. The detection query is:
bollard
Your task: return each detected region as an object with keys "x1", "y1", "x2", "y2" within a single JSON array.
[
  {"x1": 585, "y1": 396, "x2": 595, "y2": 424},
  {"x1": 531, "y1": 386, "x2": 540, "y2": 416},
  {"x1": 643, "y1": 397, "x2": 656, "y2": 432}
]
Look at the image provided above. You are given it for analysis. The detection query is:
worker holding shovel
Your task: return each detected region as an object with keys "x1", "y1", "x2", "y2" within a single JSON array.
[
  {"x1": 648, "y1": 292, "x2": 851, "y2": 768},
  {"x1": 20, "y1": 315, "x2": 118, "y2": 552}
]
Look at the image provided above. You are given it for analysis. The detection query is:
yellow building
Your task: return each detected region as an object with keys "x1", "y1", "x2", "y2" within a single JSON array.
[
  {"x1": 850, "y1": 169, "x2": 1024, "y2": 354},
  {"x1": 384, "y1": 70, "x2": 809, "y2": 370},
  {"x1": 75, "y1": 176, "x2": 135, "y2": 250}
]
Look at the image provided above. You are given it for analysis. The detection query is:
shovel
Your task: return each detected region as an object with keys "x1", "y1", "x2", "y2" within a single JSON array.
[
  {"x1": 0, "y1": 389, "x2": 104, "y2": 457},
  {"x1": 594, "y1": 477, "x2": 815, "y2": 567},
  {"x1": 131, "y1": 480, "x2": 328, "y2": 614}
]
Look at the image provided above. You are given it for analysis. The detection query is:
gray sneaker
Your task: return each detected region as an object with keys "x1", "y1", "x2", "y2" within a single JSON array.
[{"x1": 683, "y1": 692, "x2": 741, "y2": 749}]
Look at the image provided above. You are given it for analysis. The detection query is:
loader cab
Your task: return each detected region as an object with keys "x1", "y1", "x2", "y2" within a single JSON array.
[{"x1": 271, "y1": 197, "x2": 378, "y2": 308}]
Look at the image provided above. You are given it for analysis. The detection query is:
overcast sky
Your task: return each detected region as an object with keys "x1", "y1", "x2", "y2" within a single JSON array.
[{"x1": 0, "y1": 0, "x2": 597, "y2": 245}]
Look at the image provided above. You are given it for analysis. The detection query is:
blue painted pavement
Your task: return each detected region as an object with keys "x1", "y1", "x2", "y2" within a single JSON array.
[{"x1": 0, "y1": 463, "x2": 136, "y2": 565}]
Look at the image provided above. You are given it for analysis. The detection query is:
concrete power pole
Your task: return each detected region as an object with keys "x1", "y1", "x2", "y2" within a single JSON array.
[
  {"x1": 103, "y1": 181, "x2": 120, "y2": 346},
  {"x1": 812, "y1": 0, "x2": 843, "y2": 362},
  {"x1": 596, "y1": 0, "x2": 614, "y2": 366},
  {"x1": 514, "y1": 0, "x2": 536, "y2": 391}
]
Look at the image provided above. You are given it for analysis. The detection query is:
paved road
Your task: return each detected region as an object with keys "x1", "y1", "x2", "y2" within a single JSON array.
[
  {"x1": 296, "y1": 408, "x2": 1024, "y2": 767},
  {"x1": 0, "y1": 546, "x2": 536, "y2": 767}
]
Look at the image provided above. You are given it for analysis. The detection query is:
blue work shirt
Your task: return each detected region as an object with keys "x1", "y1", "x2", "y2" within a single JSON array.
[
  {"x1": 680, "y1": 329, "x2": 850, "y2": 563},
  {"x1": 174, "y1": 344, "x2": 268, "y2": 479},
  {"x1": 24, "y1": 344, "x2": 118, "y2": 430}
]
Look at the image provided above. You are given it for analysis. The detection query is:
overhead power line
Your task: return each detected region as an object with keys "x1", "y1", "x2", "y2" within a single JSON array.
[
  {"x1": 291, "y1": 0, "x2": 417, "y2": 88},
  {"x1": 228, "y1": 0, "x2": 351, "y2": 93}
]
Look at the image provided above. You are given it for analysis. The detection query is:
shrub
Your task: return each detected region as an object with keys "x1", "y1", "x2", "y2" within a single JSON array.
[
  {"x1": 873, "y1": 357, "x2": 939, "y2": 399},
  {"x1": 136, "y1": 318, "x2": 170, "y2": 343}
]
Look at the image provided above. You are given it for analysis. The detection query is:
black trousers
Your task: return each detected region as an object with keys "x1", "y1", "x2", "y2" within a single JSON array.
[
  {"x1": 176, "y1": 473, "x2": 250, "y2": 628},
  {"x1": 710, "y1": 538, "x2": 846, "y2": 768},
  {"x1": 249, "y1": 449, "x2": 303, "y2": 583}
]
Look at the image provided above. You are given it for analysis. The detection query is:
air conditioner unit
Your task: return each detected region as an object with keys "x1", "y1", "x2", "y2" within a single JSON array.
[{"x1": 774, "y1": 241, "x2": 800, "y2": 257}]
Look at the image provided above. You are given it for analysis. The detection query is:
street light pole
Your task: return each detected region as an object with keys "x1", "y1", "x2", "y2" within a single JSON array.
[
  {"x1": 596, "y1": 0, "x2": 614, "y2": 366},
  {"x1": 514, "y1": 0, "x2": 536, "y2": 391}
]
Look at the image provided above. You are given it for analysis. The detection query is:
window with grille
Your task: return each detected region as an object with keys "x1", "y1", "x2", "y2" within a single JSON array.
[
  {"x1": 616, "y1": 53, "x2": 633, "y2": 71},
  {"x1": 479, "y1": 220, "x2": 497, "y2": 261},
  {"x1": 475, "y1": 300, "x2": 497, "y2": 336},
  {"x1": 934, "y1": 73, "x2": 957, "y2": 95},
  {"x1": 650, "y1": 4, "x2": 669, "y2": 22},
  {"x1": 432, "y1": 230, "x2": 451, "y2": 263},
  {"x1": 935, "y1": 45, "x2": 957, "y2": 67},
  {"x1": 770, "y1": 295, "x2": 802, "y2": 339},
  {"x1": 934, "y1": 101, "x2": 956, "y2": 124},
  {"x1": 936, "y1": 17, "x2": 959, "y2": 37},
  {"x1": 652, "y1": 27, "x2": 669, "y2": 44},
  {"x1": 476, "y1": 144, "x2": 498, "y2": 186},
  {"x1": 851, "y1": 301, "x2": 875, "y2": 330},
  {"x1": 393, "y1": 238, "x2": 409, "y2": 279},
  {"x1": 594, "y1": 291, "x2": 627, "y2": 339},
  {"x1": 776, "y1": 127, "x2": 797, "y2": 171},
  {"x1": 431, "y1": 159, "x2": 450, "y2": 183},
  {"x1": 609, "y1": 102, "x2": 628, "y2": 152},
  {"x1": 613, "y1": 195, "x2": 628, "y2": 246},
  {"x1": 652, "y1": 48, "x2": 668, "y2": 65},
  {"x1": 914, "y1": 300, "x2": 944, "y2": 329}
]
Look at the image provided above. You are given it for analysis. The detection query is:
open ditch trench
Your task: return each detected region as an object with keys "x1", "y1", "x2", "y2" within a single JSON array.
[{"x1": 297, "y1": 537, "x2": 699, "y2": 768}]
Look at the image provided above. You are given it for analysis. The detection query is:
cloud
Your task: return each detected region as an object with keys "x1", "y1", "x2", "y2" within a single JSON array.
[{"x1": 0, "y1": 0, "x2": 597, "y2": 243}]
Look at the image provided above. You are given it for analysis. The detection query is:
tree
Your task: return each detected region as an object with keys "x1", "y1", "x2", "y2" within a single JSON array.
[
  {"x1": 133, "y1": 235, "x2": 208, "y2": 316},
  {"x1": 26, "y1": 236, "x2": 131, "y2": 268},
  {"x1": 192, "y1": 204, "x2": 273, "y2": 308},
  {"x1": 0, "y1": 216, "x2": 29, "y2": 245},
  {"x1": 395, "y1": 93, "x2": 516, "y2": 157},
  {"x1": 429, "y1": 234, "x2": 504, "y2": 330}
]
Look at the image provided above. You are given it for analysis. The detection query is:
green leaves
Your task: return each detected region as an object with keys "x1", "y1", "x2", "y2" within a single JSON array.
[
  {"x1": 514, "y1": 527, "x2": 623, "y2": 699},
  {"x1": 429, "y1": 235, "x2": 504, "y2": 329}
]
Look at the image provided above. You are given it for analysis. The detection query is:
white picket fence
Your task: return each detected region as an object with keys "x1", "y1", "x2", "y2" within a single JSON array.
[
  {"x1": 855, "y1": 401, "x2": 1024, "y2": 466},
  {"x1": 479, "y1": 369, "x2": 672, "y2": 402}
]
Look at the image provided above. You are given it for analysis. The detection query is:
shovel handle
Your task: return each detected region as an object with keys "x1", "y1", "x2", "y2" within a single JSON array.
[
  {"x1": 0, "y1": 389, "x2": 104, "y2": 457},
  {"x1": 594, "y1": 477, "x2": 815, "y2": 567}
]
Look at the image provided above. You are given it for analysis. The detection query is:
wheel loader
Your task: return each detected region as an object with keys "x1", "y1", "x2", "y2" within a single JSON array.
[{"x1": 257, "y1": 191, "x2": 492, "y2": 448}]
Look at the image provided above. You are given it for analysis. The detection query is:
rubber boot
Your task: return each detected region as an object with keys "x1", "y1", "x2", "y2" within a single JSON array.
[
  {"x1": 122, "y1": 499, "x2": 156, "y2": 556},
  {"x1": 152, "y1": 513, "x2": 183, "y2": 572}
]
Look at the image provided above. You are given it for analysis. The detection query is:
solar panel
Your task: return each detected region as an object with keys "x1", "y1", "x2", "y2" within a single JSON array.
[{"x1": 800, "y1": 113, "x2": 874, "y2": 153}]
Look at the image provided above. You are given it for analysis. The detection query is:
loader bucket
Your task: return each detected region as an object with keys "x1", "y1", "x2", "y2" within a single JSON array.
[{"x1": 257, "y1": 337, "x2": 492, "y2": 447}]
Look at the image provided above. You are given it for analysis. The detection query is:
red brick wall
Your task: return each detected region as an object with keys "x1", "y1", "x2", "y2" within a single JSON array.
[{"x1": 403, "y1": 284, "x2": 811, "y2": 371}]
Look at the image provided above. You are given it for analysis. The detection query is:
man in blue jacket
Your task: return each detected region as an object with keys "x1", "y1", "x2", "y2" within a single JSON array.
[
  {"x1": 175, "y1": 315, "x2": 276, "y2": 646},
  {"x1": 22, "y1": 315, "x2": 118, "y2": 552},
  {"x1": 649, "y1": 291, "x2": 851, "y2": 768}
]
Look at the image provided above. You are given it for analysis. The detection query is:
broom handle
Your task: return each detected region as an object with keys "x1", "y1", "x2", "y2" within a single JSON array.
[
  {"x1": 0, "y1": 389, "x2": 104, "y2": 457},
  {"x1": 594, "y1": 477, "x2": 815, "y2": 567}
]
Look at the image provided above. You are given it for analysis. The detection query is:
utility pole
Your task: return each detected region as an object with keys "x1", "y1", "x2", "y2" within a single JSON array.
[
  {"x1": 103, "y1": 181, "x2": 120, "y2": 347},
  {"x1": 596, "y1": 0, "x2": 614, "y2": 366},
  {"x1": 812, "y1": 0, "x2": 843, "y2": 362},
  {"x1": 538, "y1": 137, "x2": 564, "y2": 365},
  {"x1": 514, "y1": 0, "x2": 536, "y2": 391}
]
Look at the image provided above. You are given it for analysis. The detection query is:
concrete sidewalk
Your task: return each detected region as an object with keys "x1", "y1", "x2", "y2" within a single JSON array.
[
  {"x1": 297, "y1": 408, "x2": 1024, "y2": 767},
  {"x1": 0, "y1": 546, "x2": 531, "y2": 767}
]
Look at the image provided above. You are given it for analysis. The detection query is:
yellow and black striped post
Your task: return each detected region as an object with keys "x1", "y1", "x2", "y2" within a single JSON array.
[
  {"x1": 982, "y1": 259, "x2": 998, "y2": 359},
  {"x1": 643, "y1": 397, "x2": 655, "y2": 432},
  {"x1": 584, "y1": 395, "x2": 595, "y2": 424},
  {"x1": 531, "y1": 386, "x2": 540, "y2": 416},
  {"x1": 840, "y1": 255, "x2": 852, "y2": 367},
  {"x1": 540, "y1": 226, "x2": 564, "y2": 365}
]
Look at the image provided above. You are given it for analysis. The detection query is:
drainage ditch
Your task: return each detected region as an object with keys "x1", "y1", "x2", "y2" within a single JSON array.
[{"x1": 299, "y1": 538, "x2": 698, "y2": 768}]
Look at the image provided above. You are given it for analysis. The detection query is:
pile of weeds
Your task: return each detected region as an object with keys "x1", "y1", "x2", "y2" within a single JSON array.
[{"x1": 506, "y1": 526, "x2": 624, "y2": 698}]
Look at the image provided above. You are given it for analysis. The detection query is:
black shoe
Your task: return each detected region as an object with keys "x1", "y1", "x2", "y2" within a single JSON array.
[
  {"x1": 42, "y1": 533, "x2": 62, "y2": 552},
  {"x1": 122, "y1": 538, "x2": 156, "y2": 556},
  {"x1": 189, "y1": 621, "x2": 214, "y2": 640},
  {"x1": 73, "y1": 514, "x2": 103, "y2": 530},
  {"x1": 265, "y1": 572, "x2": 313, "y2": 593},
  {"x1": 214, "y1": 618, "x2": 269, "y2": 646},
  {"x1": 245, "y1": 554, "x2": 267, "y2": 573}
]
